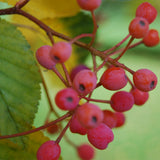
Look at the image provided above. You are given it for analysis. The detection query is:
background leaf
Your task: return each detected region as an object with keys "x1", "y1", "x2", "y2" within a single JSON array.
[
  {"x1": 0, "y1": 131, "x2": 49, "y2": 160},
  {"x1": 59, "y1": 12, "x2": 94, "y2": 63},
  {"x1": 0, "y1": 19, "x2": 41, "y2": 146},
  {"x1": 1, "y1": 0, "x2": 80, "y2": 19}
]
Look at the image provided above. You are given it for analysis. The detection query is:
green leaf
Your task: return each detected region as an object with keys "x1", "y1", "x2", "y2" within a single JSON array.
[
  {"x1": 0, "y1": 19, "x2": 41, "y2": 146},
  {"x1": 0, "y1": 131, "x2": 49, "y2": 160},
  {"x1": 59, "y1": 12, "x2": 93, "y2": 63}
]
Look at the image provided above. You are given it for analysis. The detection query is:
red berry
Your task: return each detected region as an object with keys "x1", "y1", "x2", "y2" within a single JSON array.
[
  {"x1": 143, "y1": 29, "x2": 159, "y2": 47},
  {"x1": 87, "y1": 123, "x2": 114, "y2": 150},
  {"x1": 45, "y1": 120, "x2": 59, "y2": 134},
  {"x1": 110, "y1": 91, "x2": 134, "y2": 112},
  {"x1": 50, "y1": 41, "x2": 72, "y2": 63},
  {"x1": 133, "y1": 69, "x2": 158, "y2": 92},
  {"x1": 130, "y1": 88, "x2": 149, "y2": 106},
  {"x1": 70, "y1": 114, "x2": 87, "y2": 135},
  {"x1": 100, "y1": 67, "x2": 128, "y2": 90},
  {"x1": 70, "y1": 64, "x2": 89, "y2": 82},
  {"x1": 73, "y1": 69, "x2": 97, "y2": 96},
  {"x1": 36, "y1": 45, "x2": 55, "y2": 69},
  {"x1": 136, "y1": 2, "x2": 157, "y2": 24},
  {"x1": 37, "y1": 141, "x2": 61, "y2": 160},
  {"x1": 102, "y1": 110, "x2": 117, "y2": 128},
  {"x1": 76, "y1": 103, "x2": 104, "y2": 129},
  {"x1": 114, "y1": 112, "x2": 125, "y2": 128},
  {"x1": 77, "y1": 0, "x2": 101, "y2": 11},
  {"x1": 129, "y1": 17, "x2": 149, "y2": 38},
  {"x1": 55, "y1": 88, "x2": 79, "y2": 111},
  {"x1": 77, "y1": 144, "x2": 95, "y2": 160}
]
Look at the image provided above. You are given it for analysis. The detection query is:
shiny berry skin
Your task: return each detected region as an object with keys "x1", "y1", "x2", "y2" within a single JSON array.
[
  {"x1": 136, "y1": 2, "x2": 157, "y2": 24},
  {"x1": 87, "y1": 123, "x2": 114, "y2": 150},
  {"x1": 100, "y1": 67, "x2": 128, "y2": 90},
  {"x1": 102, "y1": 110, "x2": 117, "y2": 128},
  {"x1": 143, "y1": 29, "x2": 159, "y2": 47},
  {"x1": 50, "y1": 41, "x2": 72, "y2": 63},
  {"x1": 129, "y1": 17, "x2": 149, "y2": 38},
  {"x1": 55, "y1": 88, "x2": 79, "y2": 111},
  {"x1": 130, "y1": 88, "x2": 149, "y2": 106},
  {"x1": 110, "y1": 91, "x2": 134, "y2": 112},
  {"x1": 77, "y1": 144, "x2": 95, "y2": 160},
  {"x1": 133, "y1": 69, "x2": 158, "y2": 92},
  {"x1": 36, "y1": 45, "x2": 55, "y2": 69},
  {"x1": 115, "y1": 112, "x2": 125, "y2": 128},
  {"x1": 77, "y1": 0, "x2": 101, "y2": 11},
  {"x1": 76, "y1": 103, "x2": 104, "y2": 129},
  {"x1": 70, "y1": 64, "x2": 89, "y2": 82},
  {"x1": 70, "y1": 114, "x2": 87, "y2": 135},
  {"x1": 73, "y1": 69, "x2": 97, "y2": 96},
  {"x1": 37, "y1": 141, "x2": 61, "y2": 160}
]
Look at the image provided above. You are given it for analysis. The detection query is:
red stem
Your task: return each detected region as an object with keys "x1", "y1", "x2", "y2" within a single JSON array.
[
  {"x1": 0, "y1": 112, "x2": 72, "y2": 139},
  {"x1": 114, "y1": 36, "x2": 134, "y2": 61},
  {"x1": 55, "y1": 118, "x2": 72, "y2": 144},
  {"x1": 69, "y1": 33, "x2": 93, "y2": 44},
  {"x1": 103, "y1": 34, "x2": 130, "y2": 54},
  {"x1": 109, "y1": 40, "x2": 143, "y2": 57},
  {"x1": 82, "y1": 96, "x2": 111, "y2": 104},
  {"x1": 89, "y1": 10, "x2": 98, "y2": 46},
  {"x1": 52, "y1": 66, "x2": 68, "y2": 86},
  {"x1": 61, "y1": 63, "x2": 72, "y2": 87},
  {"x1": 15, "y1": 0, "x2": 30, "y2": 9}
]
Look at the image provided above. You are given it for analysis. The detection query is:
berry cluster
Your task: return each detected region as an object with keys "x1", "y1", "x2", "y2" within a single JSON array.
[{"x1": 34, "y1": 1, "x2": 158, "y2": 160}]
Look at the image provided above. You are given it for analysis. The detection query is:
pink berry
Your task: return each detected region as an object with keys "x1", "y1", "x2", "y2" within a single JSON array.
[
  {"x1": 70, "y1": 114, "x2": 87, "y2": 135},
  {"x1": 77, "y1": 144, "x2": 95, "y2": 160},
  {"x1": 133, "y1": 69, "x2": 158, "y2": 92},
  {"x1": 100, "y1": 67, "x2": 128, "y2": 90},
  {"x1": 73, "y1": 69, "x2": 97, "y2": 96},
  {"x1": 130, "y1": 88, "x2": 149, "y2": 106},
  {"x1": 37, "y1": 141, "x2": 61, "y2": 160},
  {"x1": 143, "y1": 29, "x2": 159, "y2": 47},
  {"x1": 55, "y1": 88, "x2": 79, "y2": 111},
  {"x1": 77, "y1": 0, "x2": 101, "y2": 11},
  {"x1": 136, "y1": 2, "x2": 157, "y2": 24},
  {"x1": 129, "y1": 17, "x2": 149, "y2": 38},
  {"x1": 115, "y1": 112, "x2": 125, "y2": 128},
  {"x1": 103, "y1": 110, "x2": 117, "y2": 128},
  {"x1": 50, "y1": 41, "x2": 72, "y2": 63},
  {"x1": 110, "y1": 91, "x2": 134, "y2": 112},
  {"x1": 87, "y1": 123, "x2": 114, "y2": 150},
  {"x1": 70, "y1": 64, "x2": 89, "y2": 82},
  {"x1": 36, "y1": 45, "x2": 55, "y2": 69},
  {"x1": 76, "y1": 103, "x2": 104, "y2": 129}
]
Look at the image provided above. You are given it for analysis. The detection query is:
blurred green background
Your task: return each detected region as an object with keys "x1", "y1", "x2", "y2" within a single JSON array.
[{"x1": 34, "y1": 0, "x2": 160, "y2": 160}]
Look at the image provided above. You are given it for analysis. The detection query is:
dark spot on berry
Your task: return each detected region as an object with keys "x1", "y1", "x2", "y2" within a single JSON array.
[
  {"x1": 150, "y1": 81, "x2": 155, "y2": 89},
  {"x1": 92, "y1": 116, "x2": 97, "y2": 123},
  {"x1": 139, "y1": 20, "x2": 145, "y2": 26},
  {"x1": 66, "y1": 97, "x2": 73, "y2": 102},
  {"x1": 79, "y1": 84, "x2": 85, "y2": 91},
  {"x1": 54, "y1": 56, "x2": 60, "y2": 61}
]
